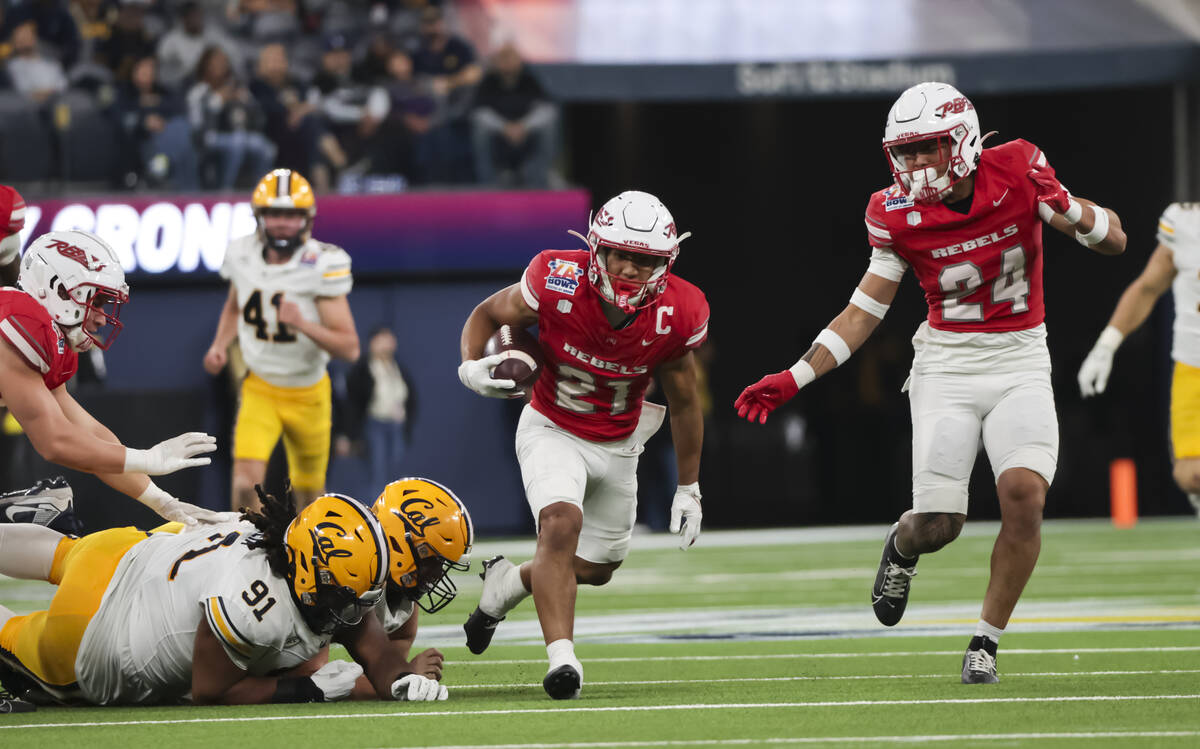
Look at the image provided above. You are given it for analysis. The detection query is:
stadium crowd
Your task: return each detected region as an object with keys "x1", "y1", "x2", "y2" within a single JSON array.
[{"x1": 0, "y1": 0, "x2": 559, "y2": 191}]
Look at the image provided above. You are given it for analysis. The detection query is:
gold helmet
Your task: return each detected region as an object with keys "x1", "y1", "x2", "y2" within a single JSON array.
[
  {"x1": 284, "y1": 493, "x2": 387, "y2": 634},
  {"x1": 372, "y1": 478, "x2": 474, "y2": 613},
  {"x1": 251, "y1": 168, "x2": 316, "y2": 254}
]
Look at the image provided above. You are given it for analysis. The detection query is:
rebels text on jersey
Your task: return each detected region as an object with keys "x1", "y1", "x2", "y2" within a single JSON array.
[
  {"x1": 520, "y1": 250, "x2": 709, "y2": 443},
  {"x1": 865, "y1": 139, "x2": 1052, "y2": 333},
  {"x1": 0, "y1": 287, "x2": 78, "y2": 391}
]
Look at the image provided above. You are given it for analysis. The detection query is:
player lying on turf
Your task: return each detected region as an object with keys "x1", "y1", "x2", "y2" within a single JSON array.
[
  {"x1": 457, "y1": 190, "x2": 709, "y2": 699},
  {"x1": 0, "y1": 231, "x2": 231, "y2": 527},
  {"x1": 735, "y1": 82, "x2": 1125, "y2": 684},
  {"x1": 0, "y1": 481, "x2": 470, "y2": 707}
]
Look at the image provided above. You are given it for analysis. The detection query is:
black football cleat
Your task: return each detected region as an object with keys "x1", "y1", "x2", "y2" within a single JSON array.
[
  {"x1": 871, "y1": 522, "x2": 918, "y2": 626},
  {"x1": 463, "y1": 556, "x2": 512, "y2": 655},
  {"x1": 542, "y1": 663, "x2": 582, "y2": 700},
  {"x1": 0, "y1": 690, "x2": 36, "y2": 713},
  {"x1": 961, "y1": 636, "x2": 1000, "y2": 684},
  {"x1": 0, "y1": 477, "x2": 81, "y2": 535}
]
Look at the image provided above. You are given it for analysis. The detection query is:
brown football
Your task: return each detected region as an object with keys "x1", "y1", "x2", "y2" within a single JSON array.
[{"x1": 483, "y1": 325, "x2": 543, "y2": 389}]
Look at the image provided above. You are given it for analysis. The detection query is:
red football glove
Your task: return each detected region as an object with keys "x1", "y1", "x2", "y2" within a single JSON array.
[
  {"x1": 734, "y1": 371, "x2": 800, "y2": 424},
  {"x1": 1027, "y1": 163, "x2": 1072, "y2": 215}
]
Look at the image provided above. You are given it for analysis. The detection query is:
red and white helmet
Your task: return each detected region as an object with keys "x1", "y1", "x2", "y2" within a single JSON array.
[
  {"x1": 568, "y1": 190, "x2": 690, "y2": 313},
  {"x1": 0, "y1": 185, "x2": 27, "y2": 267},
  {"x1": 882, "y1": 82, "x2": 982, "y2": 203},
  {"x1": 18, "y1": 230, "x2": 128, "y2": 351}
]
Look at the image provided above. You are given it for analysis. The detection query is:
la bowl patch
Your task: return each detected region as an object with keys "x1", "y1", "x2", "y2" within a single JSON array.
[
  {"x1": 884, "y1": 194, "x2": 914, "y2": 212},
  {"x1": 546, "y1": 259, "x2": 584, "y2": 295}
]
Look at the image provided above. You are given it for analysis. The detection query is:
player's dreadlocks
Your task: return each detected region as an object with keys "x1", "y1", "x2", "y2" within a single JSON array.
[{"x1": 243, "y1": 483, "x2": 297, "y2": 580}]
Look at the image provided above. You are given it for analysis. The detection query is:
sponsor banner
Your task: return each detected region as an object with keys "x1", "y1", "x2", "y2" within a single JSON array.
[{"x1": 18, "y1": 190, "x2": 591, "y2": 278}]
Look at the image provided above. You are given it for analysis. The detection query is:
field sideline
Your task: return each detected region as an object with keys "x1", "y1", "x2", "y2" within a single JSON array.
[{"x1": 1, "y1": 517, "x2": 1197, "y2": 747}]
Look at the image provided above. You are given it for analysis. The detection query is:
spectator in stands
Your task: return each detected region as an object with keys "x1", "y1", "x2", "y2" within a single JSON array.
[
  {"x1": 470, "y1": 40, "x2": 556, "y2": 188},
  {"x1": 353, "y1": 31, "x2": 393, "y2": 84},
  {"x1": 344, "y1": 326, "x2": 413, "y2": 497},
  {"x1": 406, "y1": 5, "x2": 479, "y2": 182},
  {"x1": 156, "y1": 0, "x2": 240, "y2": 89},
  {"x1": 373, "y1": 48, "x2": 434, "y2": 182},
  {"x1": 7, "y1": 19, "x2": 67, "y2": 103},
  {"x1": 116, "y1": 54, "x2": 198, "y2": 189},
  {"x1": 187, "y1": 44, "x2": 275, "y2": 188},
  {"x1": 226, "y1": 0, "x2": 300, "y2": 44},
  {"x1": 308, "y1": 32, "x2": 389, "y2": 173},
  {"x1": 95, "y1": 0, "x2": 155, "y2": 80},
  {"x1": 69, "y1": 0, "x2": 116, "y2": 63},
  {"x1": 250, "y1": 42, "x2": 343, "y2": 188},
  {"x1": 4, "y1": 0, "x2": 82, "y2": 68}
]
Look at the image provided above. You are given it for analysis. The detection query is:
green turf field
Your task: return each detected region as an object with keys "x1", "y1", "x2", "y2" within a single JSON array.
[{"x1": 2, "y1": 517, "x2": 1198, "y2": 747}]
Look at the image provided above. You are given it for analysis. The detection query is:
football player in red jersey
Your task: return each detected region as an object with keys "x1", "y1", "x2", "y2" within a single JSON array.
[
  {"x1": 0, "y1": 185, "x2": 27, "y2": 286},
  {"x1": 456, "y1": 191, "x2": 709, "y2": 699},
  {"x1": 736, "y1": 82, "x2": 1126, "y2": 684},
  {"x1": 0, "y1": 230, "x2": 235, "y2": 527}
]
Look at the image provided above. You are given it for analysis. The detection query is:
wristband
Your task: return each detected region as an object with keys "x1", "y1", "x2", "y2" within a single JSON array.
[
  {"x1": 1075, "y1": 205, "x2": 1109, "y2": 246},
  {"x1": 135, "y1": 481, "x2": 171, "y2": 512},
  {"x1": 814, "y1": 328, "x2": 851, "y2": 366},
  {"x1": 788, "y1": 360, "x2": 815, "y2": 389},
  {"x1": 1097, "y1": 325, "x2": 1124, "y2": 349},
  {"x1": 1063, "y1": 199, "x2": 1083, "y2": 225},
  {"x1": 272, "y1": 676, "x2": 324, "y2": 703},
  {"x1": 123, "y1": 447, "x2": 151, "y2": 474}
]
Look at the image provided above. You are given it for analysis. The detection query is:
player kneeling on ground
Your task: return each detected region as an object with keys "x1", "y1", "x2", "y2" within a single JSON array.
[
  {"x1": 457, "y1": 190, "x2": 709, "y2": 699},
  {"x1": 736, "y1": 82, "x2": 1125, "y2": 684},
  {"x1": 0, "y1": 486, "x2": 448, "y2": 707}
]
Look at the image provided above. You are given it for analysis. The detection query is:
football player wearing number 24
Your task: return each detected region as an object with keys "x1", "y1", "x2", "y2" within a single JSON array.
[
  {"x1": 736, "y1": 82, "x2": 1125, "y2": 684},
  {"x1": 458, "y1": 191, "x2": 709, "y2": 700}
]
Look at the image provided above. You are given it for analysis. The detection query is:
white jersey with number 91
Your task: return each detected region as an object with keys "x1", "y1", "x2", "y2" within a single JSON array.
[
  {"x1": 75, "y1": 522, "x2": 329, "y2": 706},
  {"x1": 220, "y1": 234, "x2": 353, "y2": 388}
]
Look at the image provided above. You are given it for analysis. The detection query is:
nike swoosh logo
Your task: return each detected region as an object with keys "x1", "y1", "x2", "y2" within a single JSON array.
[
  {"x1": 641, "y1": 338, "x2": 657, "y2": 346},
  {"x1": 993, "y1": 189, "x2": 1009, "y2": 207}
]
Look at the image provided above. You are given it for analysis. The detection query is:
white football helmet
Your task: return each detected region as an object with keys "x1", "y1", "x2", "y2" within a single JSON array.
[
  {"x1": 882, "y1": 82, "x2": 982, "y2": 203},
  {"x1": 568, "y1": 190, "x2": 690, "y2": 313},
  {"x1": 18, "y1": 230, "x2": 128, "y2": 351}
]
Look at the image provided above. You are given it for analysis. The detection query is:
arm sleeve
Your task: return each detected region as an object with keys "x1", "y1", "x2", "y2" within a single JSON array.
[
  {"x1": 315, "y1": 246, "x2": 354, "y2": 297},
  {"x1": 867, "y1": 247, "x2": 908, "y2": 282}
]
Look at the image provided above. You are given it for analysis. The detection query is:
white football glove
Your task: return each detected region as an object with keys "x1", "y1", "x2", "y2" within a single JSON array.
[
  {"x1": 391, "y1": 673, "x2": 448, "y2": 702},
  {"x1": 310, "y1": 660, "x2": 363, "y2": 702},
  {"x1": 1078, "y1": 326, "x2": 1123, "y2": 397},
  {"x1": 136, "y1": 482, "x2": 241, "y2": 526},
  {"x1": 669, "y1": 482, "x2": 702, "y2": 550},
  {"x1": 458, "y1": 354, "x2": 521, "y2": 399},
  {"x1": 124, "y1": 432, "x2": 217, "y2": 475}
]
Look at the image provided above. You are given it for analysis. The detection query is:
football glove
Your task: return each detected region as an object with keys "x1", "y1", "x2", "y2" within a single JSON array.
[
  {"x1": 458, "y1": 354, "x2": 521, "y2": 399},
  {"x1": 311, "y1": 660, "x2": 363, "y2": 702},
  {"x1": 136, "y1": 482, "x2": 241, "y2": 526},
  {"x1": 1027, "y1": 164, "x2": 1081, "y2": 221},
  {"x1": 669, "y1": 482, "x2": 702, "y2": 550},
  {"x1": 1078, "y1": 327, "x2": 1123, "y2": 397},
  {"x1": 391, "y1": 673, "x2": 448, "y2": 702},
  {"x1": 735, "y1": 370, "x2": 800, "y2": 424},
  {"x1": 124, "y1": 432, "x2": 217, "y2": 475}
]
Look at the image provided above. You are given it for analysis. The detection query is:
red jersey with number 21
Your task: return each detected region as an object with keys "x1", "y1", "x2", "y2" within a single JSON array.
[
  {"x1": 864, "y1": 139, "x2": 1051, "y2": 333},
  {"x1": 520, "y1": 249, "x2": 709, "y2": 442}
]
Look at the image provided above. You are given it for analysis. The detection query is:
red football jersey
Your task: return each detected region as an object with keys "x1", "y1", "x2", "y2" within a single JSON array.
[
  {"x1": 0, "y1": 287, "x2": 78, "y2": 390},
  {"x1": 865, "y1": 139, "x2": 1051, "y2": 333},
  {"x1": 520, "y1": 250, "x2": 709, "y2": 442}
]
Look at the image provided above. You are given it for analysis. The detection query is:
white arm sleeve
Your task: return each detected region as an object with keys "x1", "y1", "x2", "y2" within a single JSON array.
[{"x1": 866, "y1": 247, "x2": 908, "y2": 282}]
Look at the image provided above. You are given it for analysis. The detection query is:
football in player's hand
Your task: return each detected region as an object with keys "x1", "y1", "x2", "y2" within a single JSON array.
[{"x1": 483, "y1": 325, "x2": 542, "y2": 389}]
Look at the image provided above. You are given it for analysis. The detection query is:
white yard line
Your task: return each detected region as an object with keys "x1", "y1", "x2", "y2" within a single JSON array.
[{"x1": 2, "y1": 695, "x2": 1198, "y2": 730}]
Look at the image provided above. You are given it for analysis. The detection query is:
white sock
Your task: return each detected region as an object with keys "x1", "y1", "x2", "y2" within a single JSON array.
[
  {"x1": 975, "y1": 619, "x2": 1004, "y2": 645},
  {"x1": 0, "y1": 524, "x2": 64, "y2": 580},
  {"x1": 492, "y1": 561, "x2": 532, "y2": 616},
  {"x1": 546, "y1": 638, "x2": 580, "y2": 673}
]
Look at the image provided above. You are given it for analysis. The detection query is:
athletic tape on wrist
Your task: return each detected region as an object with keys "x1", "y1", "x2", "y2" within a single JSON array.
[
  {"x1": 1063, "y1": 199, "x2": 1083, "y2": 225},
  {"x1": 814, "y1": 328, "x2": 851, "y2": 366},
  {"x1": 1098, "y1": 325, "x2": 1124, "y2": 349},
  {"x1": 1076, "y1": 205, "x2": 1109, "y2": 246},
  {"x1": 788, "y1": 360, "x2": 815, "y2": 389},
  {"x1": 850, "y1": 288, "x2": 889, "y2": 319}
]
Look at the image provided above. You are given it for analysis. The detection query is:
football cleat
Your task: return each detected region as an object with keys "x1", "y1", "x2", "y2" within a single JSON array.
[
  {"x1": 961, "y1": 636, "x2": 1000, "y2": 684},
  {"x1": 542, "y1": 663, "x2": 582, "y2": 700},
  {"x1": 463, "y1": 556, "x2": 512, "y2": 655},
  {"x1": 0, "y1": 477, "x2": 81, "y2": 535},
  {"x1": 0, "y1": 689, "x2": 36, "y2": 713},
  {"x1": 871, "y1": 522, "x2": 918, "y2": 626}
]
